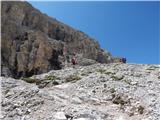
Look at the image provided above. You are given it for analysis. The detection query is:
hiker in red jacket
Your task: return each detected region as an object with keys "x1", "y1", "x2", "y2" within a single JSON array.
[{"x1": 71, "y1": 53, "x2": 77, "y2": 65}]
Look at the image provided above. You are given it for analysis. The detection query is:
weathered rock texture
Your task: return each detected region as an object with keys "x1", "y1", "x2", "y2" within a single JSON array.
[
  {"x1": 1, "y1": 63, "x2": 160, "y2": 120},
  {"x1": 1, "y1": 1, "x2": 112, "y2": 78}
]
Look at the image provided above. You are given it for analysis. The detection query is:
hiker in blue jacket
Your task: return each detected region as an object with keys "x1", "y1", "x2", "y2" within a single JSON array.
[{"x1": 122, "y1": 57, "x2": 126, "y2": 63}]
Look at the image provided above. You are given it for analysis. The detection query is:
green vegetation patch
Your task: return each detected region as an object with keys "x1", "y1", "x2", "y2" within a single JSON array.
[
  {"x1": 66, "y1": 74, "x2": 81, "y2": 82},
  {"x1": 81, "y1": 71, "x2": 93, "y2": 76},
  {"x1": 138, "y1": 105, "x2": 145, "y2": 114},
  {"x1": 123, "y1": 79, "x2": 131, "y2": 85},
  {"x1": 23, "y1": 77, "x2": 39, "y2": 84},
  {"x1": 23, "y1": 75, "x2": 60, "y2": 87},
  {"x1": 112, "y1": 95, "x2": 127, "y2": 106},
  {"x1": 97, "y1": 69, "x2": 106, "y2": 74},
  {"x1": 81, "y1": 73, "x2": 88, "y2": 76},
  {"x1": 110, "y1": 88, "x2": 116, "y2": 93},
  {"x1": 44, "y1": 75, "x2": 60, "y2": 80},
  {"x1": 105, "y1": 71, "x2": 115, "y2": 75},
  {"x1": 111, "y1": 75, "x2": 124, "y2": 81}
]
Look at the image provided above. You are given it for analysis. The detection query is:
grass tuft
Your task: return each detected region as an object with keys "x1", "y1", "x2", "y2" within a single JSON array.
[
  {"x1": 97, "y1": 69, "x2": 106, "y2": 74},
  {"x1": 138, "y1": 105, "x2": 144, "y2": 114},
  {"x1": 66, "y1": 74, "x2": 81, "y2": 82},
  {"x1": 44, "y1": 75, "x2": 60, "y2": 80},
  {"x1": 23, "y1": 77, "x2": 39, "y2": 83},
  {"x1": 111, "y1": 75, "x2": 124, "y2": 81}
]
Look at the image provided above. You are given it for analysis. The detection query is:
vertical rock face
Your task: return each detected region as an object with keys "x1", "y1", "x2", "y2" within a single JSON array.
[{"x1": 1, "y1": 1, "x2": 112, "y2": 78}]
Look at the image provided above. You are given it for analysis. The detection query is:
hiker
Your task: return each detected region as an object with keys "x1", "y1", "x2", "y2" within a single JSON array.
[
  {"x1": 71, "y1": 53, "x2": 77, "y2": 65},
  {"x1": 122, "y1": 57, "x2": 126, "y2": 63},
  {"x1": 119, "y1": 57, "x2": 126, "y2": 63}
]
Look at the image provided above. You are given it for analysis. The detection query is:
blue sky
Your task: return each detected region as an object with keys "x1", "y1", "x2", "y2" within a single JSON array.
[{"x1": 28, "y1": 1, "x2": 159, "y2": 64}]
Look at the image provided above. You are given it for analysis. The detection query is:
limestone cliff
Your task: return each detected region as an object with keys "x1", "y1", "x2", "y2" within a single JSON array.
[{"x1": 1, "y1": 1, "x2": 112, "y2": 78}]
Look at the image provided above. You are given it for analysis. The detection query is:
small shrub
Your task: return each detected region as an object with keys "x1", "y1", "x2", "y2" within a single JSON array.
[
  {"x1": 105, "y1": 71, "x2": 115, "y2": 75},
  {"x1": 112, "y1": 93, "x2": 116, "y2": 98},
  {"x1": 111, "y1": 75, "x2": 124, "y2": 81},
  {"x1": 52, "y1": 80, "x2": 59, "y2": 85},
  {"x1": 81, "y1": 73, "x2": 87, "y2": 76},
  {"x1": 138, "y1": 105, "x2": 144, "y2": 114},
  {"x1": 129, "y1": 112, "x2": 134, "y2": 117},
  {"x1": 97, "y1": 69, "x2": 106, "y2": 74},
  {"x1": 88, "y1": 71, "x2": 93, "y2": 74},
  {"x1": 110, "y1": 88, "x2": 116, "y2": 93},
  {"x1": 66, "y1": 74, "x2": 81, "y2": 82},
  {"x1": 5, "y1": 89, "x2": 10, "y2": 94},
  {"x1": 112, "y1": 95, "x2": 127, "y2": 106},
  {"x1": 92, "y1": 90, "x2": 96, "y2": 93},
  {"x1": 36, "y1": 81, "x2": 49, "y2": 88},
  {"x1": 44, "y1": 75, "x2": 60, "y2": 80},
  {"x1": 123, "y1": 79, "x2": 131, "y2": 85},
  {"x1": 100, "y1": 75, "x2": 105, "y2": 79},
  {"x1": 23, "y1": 77, "x2": 39, "y2": 83},
  {"x1": 81, "y1": 71, "x2": 93, "y2": 76}
]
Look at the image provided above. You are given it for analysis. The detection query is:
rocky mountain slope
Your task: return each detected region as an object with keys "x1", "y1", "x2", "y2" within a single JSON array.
[
  {"x1": 2, "y1": 1, "x2": 160, "y2": 120},
  {"x1": 1, "y1": 1, "x2": 112, "y2": 78},
  {"x1": 1, "y1": 63, "x2": 160, "y2": 120}
]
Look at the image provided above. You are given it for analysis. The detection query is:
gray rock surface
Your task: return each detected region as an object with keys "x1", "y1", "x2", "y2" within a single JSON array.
[{"x1": 1, "y1": 63, "x2": 160, "y2": 120}]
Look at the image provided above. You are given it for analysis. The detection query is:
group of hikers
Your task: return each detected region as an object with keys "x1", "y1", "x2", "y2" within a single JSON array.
[
  {"x1": 120, "y1": 57, "x2": 126, "y2": 63},
  {"x1": 63, "y1": 45, "x2": 127, "y2": 66},
  {"x1": 64, "y1": 53, "x2": 127, "y2": 66}
]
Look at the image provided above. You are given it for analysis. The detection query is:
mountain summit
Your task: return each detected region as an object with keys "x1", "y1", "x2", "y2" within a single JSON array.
[{"x1": 1, "y1": 1, "x2": 113, "y2": 78}]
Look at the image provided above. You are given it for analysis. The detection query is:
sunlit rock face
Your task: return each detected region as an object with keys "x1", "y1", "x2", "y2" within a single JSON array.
[{"x1": 1, "y1": 1, "x2": 113, "y2": 78}]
